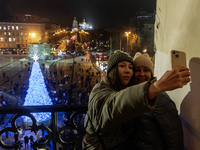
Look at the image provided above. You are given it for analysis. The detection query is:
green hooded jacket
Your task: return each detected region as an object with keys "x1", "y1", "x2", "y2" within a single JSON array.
[{"x1": 83, "y1": 78, "x2": 157, "y2": 150}]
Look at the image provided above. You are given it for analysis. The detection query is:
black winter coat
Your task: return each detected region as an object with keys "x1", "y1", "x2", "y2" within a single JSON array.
[{"x1": 131, "y1": 92, "x2": 184, "y2": 150}]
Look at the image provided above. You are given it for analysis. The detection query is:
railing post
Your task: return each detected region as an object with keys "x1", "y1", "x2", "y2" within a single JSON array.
[
  {"x1": 52, "y1": 111, "x2": 58, "y2": 150},
  {"x1": 0, "y1": 105, "x2": 87, "y2": 150}
]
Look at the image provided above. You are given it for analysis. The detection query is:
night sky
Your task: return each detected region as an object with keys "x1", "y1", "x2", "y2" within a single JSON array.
[{"x1": 0, "y1": 0, "x2": 156, "y2": 28}]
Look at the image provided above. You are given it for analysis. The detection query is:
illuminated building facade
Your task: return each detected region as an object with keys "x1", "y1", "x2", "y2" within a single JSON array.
[
  {"x1": 72, "y1": 17, "x2": 93, "y2": 32},
  {"x1": 0, "y1": 14, "x2": 55, "y2": 50},
  {"x1": 72, "y1": 16, "x2": 79, "y2": 32},
  {"x1": 0, "y1": 22, "x2": 46, "y2": 49},
  {"x1": 79, "y1": 19, "x2": 92, "y2": 30},
  {"x1": 28, "y1": 42, "x2": 52, "y2": 60}
]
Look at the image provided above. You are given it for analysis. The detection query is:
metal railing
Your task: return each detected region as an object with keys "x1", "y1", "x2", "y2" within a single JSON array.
[{"x1": 0, "y1": 105, "x2": 88, "y2": 150}]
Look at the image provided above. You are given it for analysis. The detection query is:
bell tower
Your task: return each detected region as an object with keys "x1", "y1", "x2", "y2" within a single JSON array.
[{"x1": 72, "y1": 16, "x2": 79, "y2": 32}]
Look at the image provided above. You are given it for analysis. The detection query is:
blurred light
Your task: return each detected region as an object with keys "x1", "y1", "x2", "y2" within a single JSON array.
[
  {"x1": 143, "y1": 49, "x2": 147, "y2": 53},
  {"x1": 32, "y1": 33, "x2": 36, "y2": 37}
]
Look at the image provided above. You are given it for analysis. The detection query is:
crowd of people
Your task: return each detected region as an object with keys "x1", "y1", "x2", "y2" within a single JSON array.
[{"x1": 0, "y1": 58, "x2": 101, "y2": 106}]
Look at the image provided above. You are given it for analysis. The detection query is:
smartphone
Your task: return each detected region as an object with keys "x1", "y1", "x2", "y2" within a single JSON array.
[
  {"x1": 171, "y1": 50, "x2": 186, "y2": 68},
  {"x1": 171, "y1": 50, "x2": 188, "y2": 85}
]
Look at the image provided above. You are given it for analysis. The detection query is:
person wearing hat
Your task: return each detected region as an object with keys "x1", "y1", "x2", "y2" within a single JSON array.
[
  {"x1": 83, "y1": 50, "x2": 190, "y2": 150},
  {"x1": 131, "y1": 52, "x2": 184, "y2": 150}
]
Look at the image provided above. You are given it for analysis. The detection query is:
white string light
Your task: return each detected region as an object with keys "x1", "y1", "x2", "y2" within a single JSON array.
[{"x1": 32, "y1": 54, "x2": 39, "y2": 62}]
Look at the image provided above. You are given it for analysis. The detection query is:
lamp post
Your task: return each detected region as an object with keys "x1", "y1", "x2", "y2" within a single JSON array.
[{"x1": 125, "y1": 32, "x2": 131, "y2": 53}]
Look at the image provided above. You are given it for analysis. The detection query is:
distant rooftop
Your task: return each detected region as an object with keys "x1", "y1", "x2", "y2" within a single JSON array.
[{"x1": 0, "y1": 14, "x2": 50, "y2": 23}]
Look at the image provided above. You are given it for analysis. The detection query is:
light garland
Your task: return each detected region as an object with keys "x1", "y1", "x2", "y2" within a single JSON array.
[{"x1": 23, "y1": 55, "x2": 52, "y2": 122}]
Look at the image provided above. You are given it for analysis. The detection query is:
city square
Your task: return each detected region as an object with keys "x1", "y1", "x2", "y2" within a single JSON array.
[
  {"x1": 1, "y1": 0, "x2": 198, "y2": 149},
  {"x1": 0, "y1": 53, "x2": 104, "y2": 150}
]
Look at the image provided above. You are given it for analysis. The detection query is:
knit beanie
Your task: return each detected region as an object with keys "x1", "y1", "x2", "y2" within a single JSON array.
[
  {"x1": 133, "y1": 52, "x2": 154, "y2": 76},
  {"x1": 107, "y1": 50, "x2": 134, "y2": 74}
]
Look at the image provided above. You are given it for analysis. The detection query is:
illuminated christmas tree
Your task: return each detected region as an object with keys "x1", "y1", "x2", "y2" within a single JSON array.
[{"x1": 23, "y1": 55, "x2": 52, "y2": 122}]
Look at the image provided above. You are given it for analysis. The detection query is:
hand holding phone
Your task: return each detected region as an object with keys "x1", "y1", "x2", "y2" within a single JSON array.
[{"x1": 171, "y1": 50, "x2": 189, "y2": 85}]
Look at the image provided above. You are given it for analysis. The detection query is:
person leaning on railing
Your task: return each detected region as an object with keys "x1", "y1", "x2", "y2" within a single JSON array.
[{"x1": 82, "y1": 50, "x2": 190, "y2": 150}]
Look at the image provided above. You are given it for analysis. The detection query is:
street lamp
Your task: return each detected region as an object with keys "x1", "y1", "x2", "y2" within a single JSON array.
[{"x1": 125, "y1": 32, "x2": 131, "y2": 53}]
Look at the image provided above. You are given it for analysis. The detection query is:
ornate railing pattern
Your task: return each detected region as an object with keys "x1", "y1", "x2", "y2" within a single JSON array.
[{"x1": 0, "y1": 105, "x2": 88, "y2": 150}]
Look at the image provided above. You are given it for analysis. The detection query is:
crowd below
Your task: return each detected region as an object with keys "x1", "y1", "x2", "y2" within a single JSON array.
[{"x1": 0, "y1": 56, "x2": 103, "y2": 149}]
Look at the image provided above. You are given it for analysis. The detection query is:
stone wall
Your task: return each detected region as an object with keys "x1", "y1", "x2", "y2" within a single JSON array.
[{"x1": 154, "y1": 0, "x2": 200, "y2": 149}]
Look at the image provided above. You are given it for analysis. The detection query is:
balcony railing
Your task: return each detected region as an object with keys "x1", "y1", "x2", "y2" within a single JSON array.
[{"x1": 0, "y1": 105, "x2": 88, "y2": 150}]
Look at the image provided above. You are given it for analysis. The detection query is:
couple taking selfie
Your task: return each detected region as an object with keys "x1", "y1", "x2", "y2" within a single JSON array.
[{"x1": 83, "y1": 50, "x2": 190, "y2": 150}]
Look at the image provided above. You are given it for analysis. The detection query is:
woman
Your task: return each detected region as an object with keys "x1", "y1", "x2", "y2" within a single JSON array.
[
  {"x1": 131, "y1": 52, "x2": 184, "y2": 150},
  {"x1": 83, "y1": 50, "x2": 190, "y2": 150}
]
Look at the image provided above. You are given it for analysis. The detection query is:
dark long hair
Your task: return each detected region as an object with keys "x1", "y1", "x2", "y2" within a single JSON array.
[{"x1": 105, "y1": 65, "x2": 134, "y2": 91}]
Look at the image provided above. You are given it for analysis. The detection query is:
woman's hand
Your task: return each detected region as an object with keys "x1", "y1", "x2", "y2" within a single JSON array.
[{"x1": 148, "y1": 66, "x2": 190, "y2": 99}]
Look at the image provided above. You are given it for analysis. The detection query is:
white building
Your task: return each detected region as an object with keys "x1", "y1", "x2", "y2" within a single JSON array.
[
  {"x1": 28, "y1": 42, "x2": 52, "y2": 60},
  {"x1": 72, "y1": 16, "x2": 79, "y2": 32},
  {"x1": 79, "y1": 19, "x2": 92, "y2": 30},
  {"x1": 0, "y1": 22, "x2": 46, "y2": 49},
  {"x1": 155, "y1": 0, "x2": 200, "y2": 149}
]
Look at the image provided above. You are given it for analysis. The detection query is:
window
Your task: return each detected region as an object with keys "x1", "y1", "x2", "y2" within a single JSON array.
[
  {"x1": 16, "y1": 26, "x2": 19, "y2": 30},
  {"x1": 13, "y1": 38, "x2": 15, "y2": 42},
  {"x1": 21, "y1": 32, "x2": 23, "y2": 36},
  {"x1": 3, "y1": 26, "x2": 6, "y2": 30},
  {"x1": 9, "y1": 38, "x2": 12, "y2": 42},
  {"x1": 0, "y1": 38, "x2": 3, "y2": 41},
  {"x1": 0, "y1": 26, "x2": 2, "y2": 30},
  {"x1": 4, "y1": 32, "x2": 6, "y2": 35},
  {"x1": 25, "y1": 33, "x2": 27, "y2": 36},
  {"x1": 7, "y1": 26, "x2": 10, "y2": 30},
  {"x1": 12, "y1": 26, "x2": 15, "y2": 30},
  {"x1": 8, "y1": 32, "x2": 11, "y2": 36},
  {"x1": 29, "y1": 33, "x2": 31, "y2": 36}
]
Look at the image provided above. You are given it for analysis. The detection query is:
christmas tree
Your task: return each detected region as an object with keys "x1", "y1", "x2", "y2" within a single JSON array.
[{"x1": 23, "y1": 55, "x2": 53, "y2": 122}]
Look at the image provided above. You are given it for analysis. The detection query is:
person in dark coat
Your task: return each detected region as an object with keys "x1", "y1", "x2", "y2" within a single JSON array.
[
  {"x1": 24, "y1": 135, "x2": 29, "y2": 147},
  {"x1": 131, "y1": 52, "x2": 184, "y2": 150},
  {"x1": 29, "y1": 135, "x2": 34, "y2": 144},
  {"x1": 14, "y1": 132, "x2": 18, "y2": 143}
]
